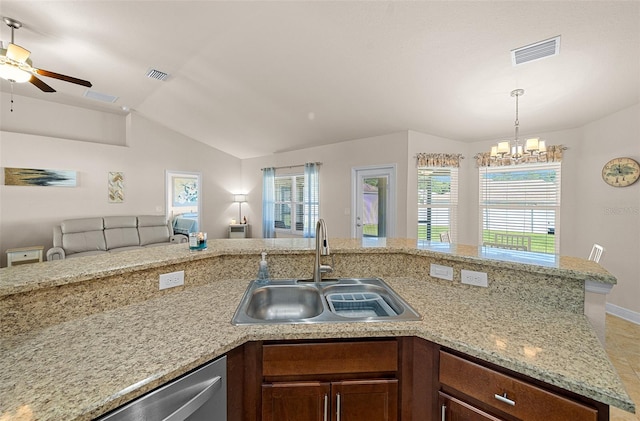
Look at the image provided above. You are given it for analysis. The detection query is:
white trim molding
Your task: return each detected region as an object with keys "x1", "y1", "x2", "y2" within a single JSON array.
[
  {"x1": 606, "y1": 303, "x2": 640, "y2": 325},
  {"x1": 584, "y1": 280, "x2": 614, "y2": 295}
]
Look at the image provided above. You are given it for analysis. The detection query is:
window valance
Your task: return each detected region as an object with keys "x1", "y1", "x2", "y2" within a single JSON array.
[
  {"x1": 474, "y1": 145, "x2": 566, "y2": 167},
  {"x1": 416, "y1": 153, "x2": 464, "y2": 168}
]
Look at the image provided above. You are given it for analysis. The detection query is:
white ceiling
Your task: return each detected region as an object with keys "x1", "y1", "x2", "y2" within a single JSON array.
[{"x1": 1, "y1": 1, "x2": 638, "y2": 159}]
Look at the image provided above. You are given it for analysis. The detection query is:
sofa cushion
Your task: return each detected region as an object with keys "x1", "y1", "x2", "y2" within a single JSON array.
[
  {"x1": 60, "y1": 217, "x2": 106, "y2": 255},
  {"x1": 62, "y1": 231, "x2": 107, "y2": 254},
  {"x1": 104, "y1": 216, "x2": 140, "y2": 250},
  {"x1": 138, "y1": 215, "x2": 170, "y2": 246},
  {"x1": 61, "y1": 217, "x2": 104, "y2": 234}
]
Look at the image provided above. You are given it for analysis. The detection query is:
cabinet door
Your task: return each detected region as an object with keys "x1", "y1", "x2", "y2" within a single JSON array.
[
  {"x1": 262, "y1": 382, "x2": 330, "y2": 421},
  {"x1": 439, "y1": 392, "x2": 505, "y2": 421},
  {"x1": 332, "y1": 379, "x2": 398, "y2": 421}
]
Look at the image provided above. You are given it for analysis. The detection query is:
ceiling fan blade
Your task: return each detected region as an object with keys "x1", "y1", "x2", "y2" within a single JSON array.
[
  {"x1": 29, "y1": 74, "x2": 56, "y2": 92},
  {"x1": 34, "y1": 68, "x2": 92, "y2": 88},
  {"x1": 7, "y1": 43, "x2": 30, "y2": 63}
]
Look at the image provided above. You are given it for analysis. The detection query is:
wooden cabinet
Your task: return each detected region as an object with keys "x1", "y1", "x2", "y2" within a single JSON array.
[
  {"x1": 262, "y1": 379, "x2": 397, "y2": 421},
  {"x1": 333, "y1": 380, "x2": 398, "y2": 421},
  {"x1": 439, "y1": 351, "x2": 602, "y2": 421},
  {"x1": 439, "y1": 392, "x2": 503, "y2": 421},
  {"x1": 262, "y1": 382, "x2": 329, "y2": 421},
  {"x1": 260, "y1": 339, "x2": 399, "y2": 421},
  {"x1": 228, "y1": 339, "x2": 608, "y2": 421}
]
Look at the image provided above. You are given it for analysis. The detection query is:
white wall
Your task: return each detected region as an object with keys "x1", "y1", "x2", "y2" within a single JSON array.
[
  {"x1": 2, "y1": 91, "x2": 638, "y2": 319},
  {"x1": 0, "y1": 100, "x2": 242, "y2": 267},
  {"x1": 577, "y1": 105, "x2": 640, "y2": 317},
  {"x1": 465, "y1": 104, "x2": 640, "y2": 318},
  {"x1": 241, "y1": 132, "x2": 410, "y2": 238},
  {"x1": 1, "y1": 93, "x2": 126, "y2": 146},
  {"x1": 241, "y1": 104, "x2": 640, "y2": 318}
]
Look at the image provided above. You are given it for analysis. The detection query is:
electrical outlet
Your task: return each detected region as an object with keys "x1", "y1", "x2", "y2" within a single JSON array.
[
  {"x1": 159, "y1": 270, "x2": 184, "y2": 290},
  {"x1": 430, "y1": 263, "x2": 453, "y2": 281},
  {"x1": 461, "y1": 269, "x2": 488, "y2": 287}
]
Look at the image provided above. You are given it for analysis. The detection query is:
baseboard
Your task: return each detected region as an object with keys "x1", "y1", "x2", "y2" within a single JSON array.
[{"x1": 606, "y1": 303, "x2": 640, "y2": 325}]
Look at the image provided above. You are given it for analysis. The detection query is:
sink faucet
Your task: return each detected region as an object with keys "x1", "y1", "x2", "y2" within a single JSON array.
[{"x1": 313, "y1": 219, "x2": 333, "y2": 282}]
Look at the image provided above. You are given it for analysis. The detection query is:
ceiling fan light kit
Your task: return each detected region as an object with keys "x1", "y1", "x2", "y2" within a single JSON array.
[{"x1": 0, "y1": 16, "x2": 92, "y2": 92}]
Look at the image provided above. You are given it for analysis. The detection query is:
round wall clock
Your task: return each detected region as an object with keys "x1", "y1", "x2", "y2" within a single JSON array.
[{"x1": 601, "y1": 157, "x2": 640, "y2": 187}]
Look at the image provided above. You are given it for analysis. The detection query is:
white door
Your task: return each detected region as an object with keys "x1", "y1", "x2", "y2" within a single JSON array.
[{"x1": 352, "y1": 165, "x2": 396, "y2": 238}]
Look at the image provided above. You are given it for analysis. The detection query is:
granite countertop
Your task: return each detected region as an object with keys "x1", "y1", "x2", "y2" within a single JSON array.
[
  {"x1": 0, "y1": 276, "x2": 635, "y2": 420},
  {"x1": 0, "y1": 239, "x2": 631, "y2": 420},
  {"x1": 0, "y1": 238, "x2": 616, "y2": 297}
]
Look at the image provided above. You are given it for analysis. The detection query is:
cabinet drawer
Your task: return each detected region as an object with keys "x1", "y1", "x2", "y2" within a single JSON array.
[
  {"x1": 439, "y1": 351, "x2": 598, "y2": 421},
  {"x1": 263, "y1": 340, "x2": 397, "y2": 377},
  {"x1": 11, "y1": 249, "x2": 41, "y2": 261}
]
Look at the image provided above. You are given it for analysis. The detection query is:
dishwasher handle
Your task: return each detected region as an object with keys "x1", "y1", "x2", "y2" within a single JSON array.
[{"x1": 162, "y1": 376, "x2": 222, "y2": 421}]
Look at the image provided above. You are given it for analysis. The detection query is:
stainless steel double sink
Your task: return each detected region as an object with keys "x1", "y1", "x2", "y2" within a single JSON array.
[{"x1": 232, "y1": 278, "x2": 422, "y2": 325}]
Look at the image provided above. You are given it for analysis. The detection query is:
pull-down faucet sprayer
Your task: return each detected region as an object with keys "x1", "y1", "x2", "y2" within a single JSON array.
[{"x1": 313, "y1": 219, "x2": 333, "y2": 282}]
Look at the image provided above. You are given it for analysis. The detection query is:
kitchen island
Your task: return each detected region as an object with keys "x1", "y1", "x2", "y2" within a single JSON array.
[{"x1": 0, "y1": 238, "x2": 634, "y2": 420}]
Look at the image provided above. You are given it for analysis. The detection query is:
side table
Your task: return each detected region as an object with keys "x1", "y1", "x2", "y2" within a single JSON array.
[{"x1": 7, "y1": 246, "x2": 44, "y2": 267}]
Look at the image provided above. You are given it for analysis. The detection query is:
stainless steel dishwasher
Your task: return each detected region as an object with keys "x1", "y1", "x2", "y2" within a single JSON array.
[{"x1": 96, "y1": 355, "x2": 226, "y2": 421}]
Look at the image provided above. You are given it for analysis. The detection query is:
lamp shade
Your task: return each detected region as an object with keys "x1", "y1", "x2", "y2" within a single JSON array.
[
  {"x1": 538, "y1": 140, "x2": 547, "y2": 152},
  {"x1": 497, "y1": 141, "x2": 510, "y2": 155},
  {"x1": 7, "y1": 43, "x2": 31, "y2": 63},
  {"x1": 233, "y1": 194, "x2": 247, "y2": 203},
  {"x1": 525, "y1": 138, "x2": 539, "y2": 152}
]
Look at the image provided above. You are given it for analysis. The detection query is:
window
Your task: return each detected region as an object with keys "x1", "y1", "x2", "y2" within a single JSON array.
[
  {"x1": 418, "y1": 167, "x2": 458, "y2": 242},
  {"x1": 479, "y1": 163, "x2": 561, "y2": 254},
  {"x1": 274, "y1": 174, "x2": 305, "y2": 234}
]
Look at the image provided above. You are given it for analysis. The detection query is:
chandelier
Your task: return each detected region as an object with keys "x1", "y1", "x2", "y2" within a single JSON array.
[{"x1": 490, "y1": 89, "x2": 546, "y2": 162}]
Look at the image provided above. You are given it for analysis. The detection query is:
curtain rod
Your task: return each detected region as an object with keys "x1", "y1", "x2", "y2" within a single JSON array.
[{"x1": 261, "y1": 162, "x2": 322, "y2": 171}]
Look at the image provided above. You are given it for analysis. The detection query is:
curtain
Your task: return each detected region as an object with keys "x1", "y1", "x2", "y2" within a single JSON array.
[
  {"x1": 475, "y1": 145, "x2": 566, "y2": 167},
  {"x1": 303, "y1": 162, "x2": 319, "y2": 238},
  {"x1": 416, "y1": 153, "x2": 463, "y2": 168},
  {"x1": 262, "y1": 167, "x2": 275, "y2": 238}
]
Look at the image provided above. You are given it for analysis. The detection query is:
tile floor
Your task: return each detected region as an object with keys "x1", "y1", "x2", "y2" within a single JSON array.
[{"x1": 606, "y1": 314, "x2": 640, "y2": 421}]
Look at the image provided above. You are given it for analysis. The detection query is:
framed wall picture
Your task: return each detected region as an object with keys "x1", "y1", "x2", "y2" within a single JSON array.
[
  {"x1": 3, "y1": 167, "x2": 77, "y2": 187},
  {"x1": 108, "y1": 171, "x2": 124, "y2": 203},
  {"x1": 171, "y1": 175, "x2": 198, "y2": 207}
]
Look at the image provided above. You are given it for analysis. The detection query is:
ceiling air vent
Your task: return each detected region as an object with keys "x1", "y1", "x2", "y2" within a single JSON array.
[
  {"x1": 146, "y1": 68, "x2": 170, "y2": 81},
  {"x1": 84, "y1": 90, "x2": 118, "y2": 103},
  {"x1": 511, "y1": 35, "x2": 561, "y2": 66}
]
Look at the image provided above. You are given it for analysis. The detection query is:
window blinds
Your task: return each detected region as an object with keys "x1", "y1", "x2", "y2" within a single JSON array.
[
  {"x1": 479, "y1": 163, "x2": 561, "y2": 254},
  {"x1": 417, "y1": 167, "x2": 459, "y2": 242}
]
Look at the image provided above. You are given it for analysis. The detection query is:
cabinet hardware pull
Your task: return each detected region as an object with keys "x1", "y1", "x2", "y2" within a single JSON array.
[
  {"x1": 323, "y1": 394, "x2": 328, "y2": 421},
  {"x1": 336, "y1": 393, "x2": 341, "y2": 421},
  {"x1": 494, "y1": 393, "x2": 516, "y2": 406},
  {"x1": 162, "y1": 375, "x2": 222, "y2": 421},
  {"x1": 441, "y1": 404, "x2": 446, "y2": 421}
]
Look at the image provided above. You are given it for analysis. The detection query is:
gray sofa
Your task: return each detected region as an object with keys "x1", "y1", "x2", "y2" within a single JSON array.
[{"x1": 46, "y1": 215, "x2": 188, "y2": 260}]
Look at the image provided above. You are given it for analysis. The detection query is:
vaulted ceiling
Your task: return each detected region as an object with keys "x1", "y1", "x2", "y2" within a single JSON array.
[{"x1": 1, "y1": 1, "x2": 638, "y2": 159}]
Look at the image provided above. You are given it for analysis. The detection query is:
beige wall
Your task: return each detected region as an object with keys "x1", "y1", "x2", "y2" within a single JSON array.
[
  {"x1": 1, "y1": 92, "x2": 638, "y2": 320},
  {"x1": 456, "y1": 104, "x2": 640, "y2": 318},
  {"x1": 240, "y1": 132, "x2": 409, "y2": 238},
  {"x1": 0, "y1": 96, "x2": 242, "y2": 267}
]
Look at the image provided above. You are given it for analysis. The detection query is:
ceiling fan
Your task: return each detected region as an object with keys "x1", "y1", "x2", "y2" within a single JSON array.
[{"x1": 0, "y1": 16, "x2": 92, "y2": 92}]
